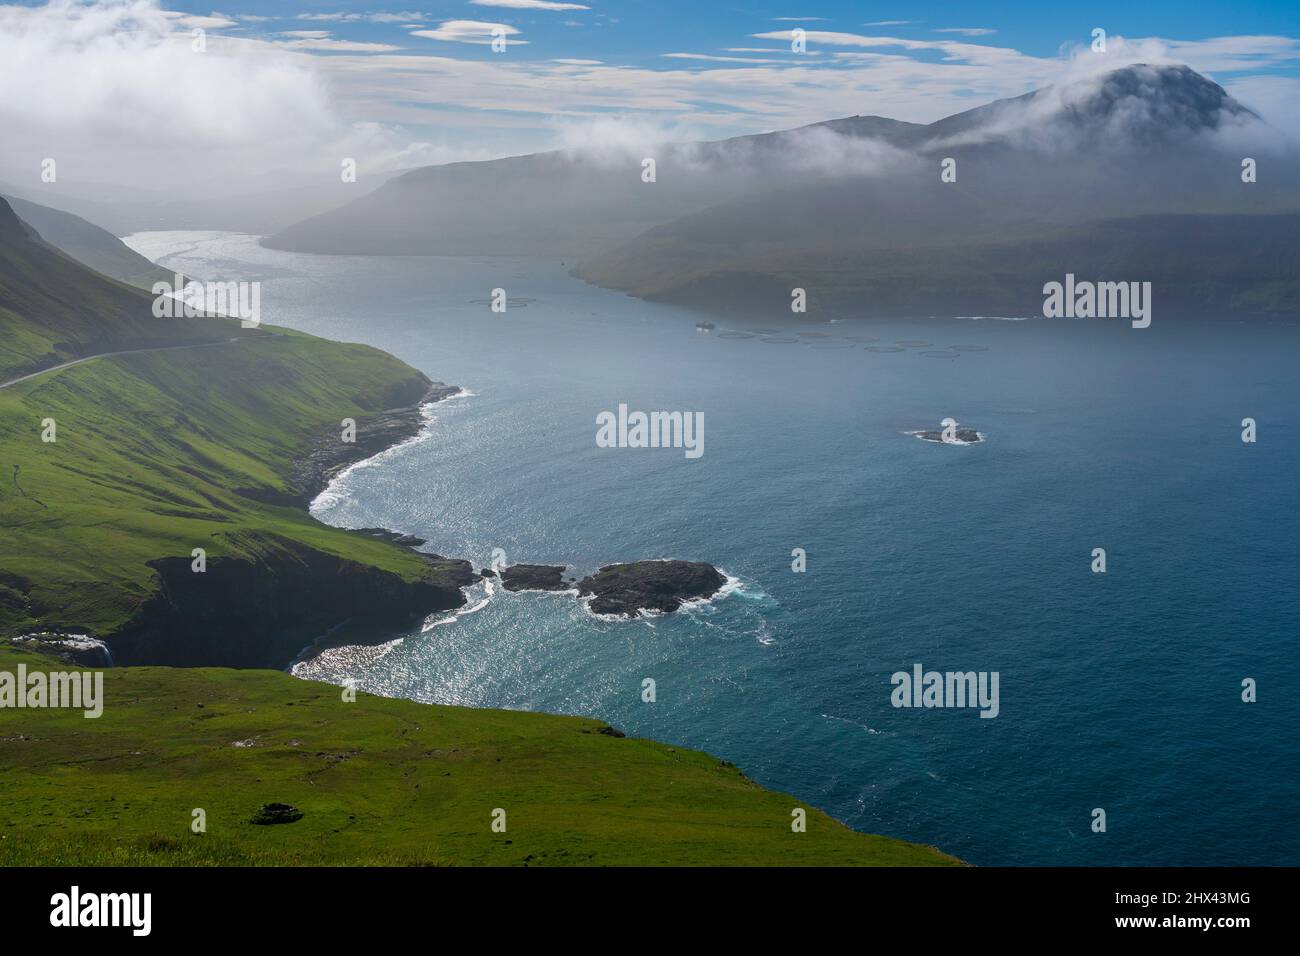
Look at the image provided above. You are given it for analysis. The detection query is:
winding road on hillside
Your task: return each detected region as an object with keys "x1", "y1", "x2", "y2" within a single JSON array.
[{"x1": 0, "y1": 335, "x2": 265, "y2": 390}]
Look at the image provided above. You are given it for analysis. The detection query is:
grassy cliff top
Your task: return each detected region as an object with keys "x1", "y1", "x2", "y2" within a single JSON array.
[
  {"x1": 0, "y1": 645, "x2": 960, "y2": 866},
  {"x1": 0, "y1": 328, "x2": 435, "y2": 638}
]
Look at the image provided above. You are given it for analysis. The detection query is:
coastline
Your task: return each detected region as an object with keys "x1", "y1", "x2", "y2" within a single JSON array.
[
  {"x1": 60, "y1": 371, "x2": 478, "y2": 670},
  {"x1": 303, "y1": 388, "x2": 737, "y2": 632},
  {"x1": 291, "y1": 382, "x2": 465, "y2": 508},
  {"x1": 282, "y1": 408, "x2": 956, "y2": 862}
]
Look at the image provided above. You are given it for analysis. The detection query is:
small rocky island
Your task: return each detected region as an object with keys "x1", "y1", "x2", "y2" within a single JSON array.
[
  {"x1": 492, "y1": 560, "x2": 727, "y2": 616},
  {"x1": 258, "y1": 383, "x2": 729, "y2": 652},
  {"x1": 909, "y1": 426, "x2": 984, "y2": 445},
  {"x1": 497, "y1": 564, "x2": 575, "y2": 592},
  {"x1": 577, "y1": 560, "x2": 727, "y2": 616}
]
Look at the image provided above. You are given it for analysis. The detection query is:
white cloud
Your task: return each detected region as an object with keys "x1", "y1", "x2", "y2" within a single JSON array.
[
  {"x1": 1224, "y1": 75, "x2": 1300, "y2": 145},
  {"x1": 935, "y1": 28, "x2": 997, "y2": 37},
  {"x1": 295, "y1": 12, "x2": 426, "y2": 23},
  {"x1": 726, "y1": 46, "x2": 822, "y2": 56},
  {"x1": 0, "y1": 0, "x2": 433, "y2": 190},
  {"x1": 277, "y1": 38, "x2": 402, "y2": 52},
  {"x1": 160, "y1": 10, "x2": 237, "y2": 30},
  {"x1": 753, "y1": 28, "x2": 1007, "y2": 53},
  {"x1": 469, "y1": 0, "x2": 589, "y2": 10},
  {"x1": 410, "y1": 19, "x2": 526, "y2": 45},
  {"x1": 663, "y1": 53, "x2": 786, "y2": 64},
  {"x1": 368, "y1": 12, "x2": 427, "y2": 23},
  {"x1": 2, "y1": 2, "x2": 1296, "y2": 195}
]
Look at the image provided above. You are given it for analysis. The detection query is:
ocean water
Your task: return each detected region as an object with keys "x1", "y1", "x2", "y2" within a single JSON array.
[{"x1": 127, "y1": 231, "x2": 1300, "y2": 866}]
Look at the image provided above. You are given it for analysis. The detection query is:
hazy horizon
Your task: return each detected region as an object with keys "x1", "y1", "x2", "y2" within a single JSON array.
[{"x1": 2, "y1": 0, "x2": 1300, "y2": 202}]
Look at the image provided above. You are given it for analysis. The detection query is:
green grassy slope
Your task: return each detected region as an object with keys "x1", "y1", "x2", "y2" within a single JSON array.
[
  {"x1": 1, "y1": 190, "x2": 462, "y2": 661},
  {"x1": 0, "y1": 329, "x2": 435, "y2": 640},
  {"x1": 0, "y1": 645, "x2": 959, "y2": 866},
  {"x1": 0, "y1": 197, "x2": 230, "y2": 383}
]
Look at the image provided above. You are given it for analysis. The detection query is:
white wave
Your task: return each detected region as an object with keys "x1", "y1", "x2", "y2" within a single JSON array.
[
  {"x1": 289, "y1": 633, "x2": 404, "y2": 676},
  {"x1": 422, "y1": 577, "x2": 496, "y2": 632},
  {"x1": 310, "y1": 393, "x2": 471, "y2": 514},
  {"x1": 680, "y1": 569, "x2": 743, "y2": 613},
  {"x1": 820, "y1": 714, "x2": 885, "y2": 735},
  {"x1": 579, "y1": 596, "x2": 664, "y2": 623},
  {"x1": 13, "y1": 632, "x2": 113, "y2": 665},
  {"x1": 902, "y1": 428, "x2": 986, "y2": 445}
]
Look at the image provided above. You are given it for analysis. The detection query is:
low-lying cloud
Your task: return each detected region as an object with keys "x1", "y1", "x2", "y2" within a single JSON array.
[{"x1": 1, "y1": 0, "x2": 1296, "y2": 200}]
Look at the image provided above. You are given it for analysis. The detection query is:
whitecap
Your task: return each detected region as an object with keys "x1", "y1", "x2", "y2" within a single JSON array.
[
  {"x1": 422, "y1": 577, "x2": 496, "y2": 631},
  {"x1": 310, "y1": 392, "x2": 473, "y2": 515}
]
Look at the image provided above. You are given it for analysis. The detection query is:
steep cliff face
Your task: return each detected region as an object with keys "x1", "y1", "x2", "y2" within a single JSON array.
[{"x1": 108, "y1": 540, "x2": 475, "y2": 668}]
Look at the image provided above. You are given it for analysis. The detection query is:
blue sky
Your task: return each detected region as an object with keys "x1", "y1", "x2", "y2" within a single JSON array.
[
  {"x1": 160, "y1": 1, "x2": 1300, "y2": 137},
  {"x1": 162, "y1": 1, "x2": 1300, "y2": 64},
  {"x1": 4, "y1": 1, "x2": 1300, "y2": 187}
]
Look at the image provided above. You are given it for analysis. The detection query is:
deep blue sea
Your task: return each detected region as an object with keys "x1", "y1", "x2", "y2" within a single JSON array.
[{"x1": 127, "y1": 231, "x2": 1300, "y2": 866}]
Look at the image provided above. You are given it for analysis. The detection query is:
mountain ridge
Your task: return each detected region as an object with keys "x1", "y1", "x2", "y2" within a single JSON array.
[
  {"x1": 2, "y1": 192, "x2": 178, "y2": 290},
  {"x1": 0, "y1": 197, "x2": 236, "y2": 382},
  {"x1": 262, "y1": 63, "x2": 1285, "y2": 269}
]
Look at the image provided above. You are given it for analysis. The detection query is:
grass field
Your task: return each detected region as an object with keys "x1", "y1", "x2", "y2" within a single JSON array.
[
  {"x1": 0, "y1": 645, "x2": 960, "y2": 866},
  {"x1": 0, "y1": 329, "x2": 436, "y2": 638}
]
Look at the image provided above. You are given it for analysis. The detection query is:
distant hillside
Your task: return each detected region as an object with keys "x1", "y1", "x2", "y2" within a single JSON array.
[
  {"x1": 0, "y1": 175, "x2": 388, "y2": 238},
  {"x1": 3, "y1": 193, "x2": 175, "y2": 290},
  {"x1": 261, "y1": 117, "x2": 926, "y2": 257},
  {"x1": 579, "y1": 211, "x2": 1300, "y2": 317},
  {"x1": 263, "y1": 64, "x2": 1300, "y2": 318},
  {"x1": 0, "y1": 197, "x2": 233, "y2": 383},
  {"x1": 576, "y1": 65, "x2": 1300, "y2": 318}
]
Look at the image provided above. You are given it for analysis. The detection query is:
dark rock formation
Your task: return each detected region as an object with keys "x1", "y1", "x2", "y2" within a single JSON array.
[
  {"x1": 577, "y1": 560, "x2": 726, "y2": 616},
  {"x1": 288, "y1": 382, "x2": 461, "y2": 506},
  {"x1": 251, "y1": 803, "x2": 303, "y2": 825},
  {"x1": 910, "y1": 427, "x2": 983, "y2": 444},
  {"x1": 499, "y1": 564, "x2": 574, "y2": 592},
  {"x1": 107, "y1": 540, "x2": 475, "y2": 668},
  {"x1": 352, "y1": 528, "x2": 427, "y2": 547}
]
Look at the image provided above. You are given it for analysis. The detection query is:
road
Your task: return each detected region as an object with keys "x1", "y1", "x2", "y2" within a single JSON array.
[{"x1": 0, "y1": 336, "x2": 251, "y2": 390}]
